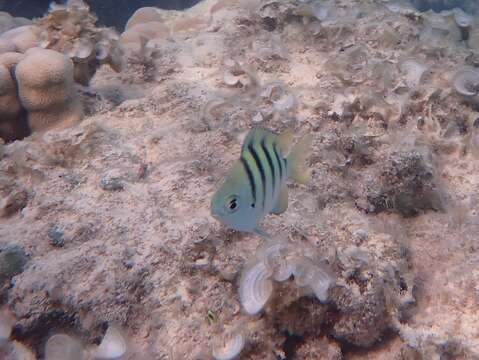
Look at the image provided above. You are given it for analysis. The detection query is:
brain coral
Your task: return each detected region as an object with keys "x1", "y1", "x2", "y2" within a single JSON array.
[
  {"x1": 0, "y1": 25, "x2": 40, "y2": 53},
  {"x1": 0, "y1": 51, "x2": 25, "y2": 71},
  {"x1": 15, "y1": 48, "x2": 82, "y2": 132},
  {"x1": 0, "y1": 39, "x2": 16, "y2": 54}
]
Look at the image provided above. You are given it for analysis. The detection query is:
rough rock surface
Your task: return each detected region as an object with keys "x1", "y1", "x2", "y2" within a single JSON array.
[{"x1": 0, "y1": 0, "x2": 479, "y2": 359}]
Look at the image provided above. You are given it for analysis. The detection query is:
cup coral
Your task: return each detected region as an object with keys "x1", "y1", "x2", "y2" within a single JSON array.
[{"x1": 15, "y1": 48, "x2": 83, "y2": 132}]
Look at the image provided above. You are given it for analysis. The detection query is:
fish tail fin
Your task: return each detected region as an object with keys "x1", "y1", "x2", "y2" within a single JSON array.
[{"x1": 287, "y1": 134, "x2": 313, "y2": 185}]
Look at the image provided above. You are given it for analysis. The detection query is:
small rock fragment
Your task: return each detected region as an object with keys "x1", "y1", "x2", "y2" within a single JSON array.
[
  {"x1": 100, "y1": 171, "x2": 125, "y2": 191},
  {"x1": 48, "y1": 226, "x2": 65, "y2": 248},
  {"x1": 0, "y1": 245, "x2": 29, "y2": 285},
  {"x1": 0, "y1": 189, "x2": 28, "y2": 218}
]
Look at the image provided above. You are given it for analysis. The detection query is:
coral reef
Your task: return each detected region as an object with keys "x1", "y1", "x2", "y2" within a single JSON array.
[
  {"x1": 0, "y1": 0, "x2": 125, "y2": 142},
  {"x1": 0, "y1": 0, "x2": 479, "y2": 359}
]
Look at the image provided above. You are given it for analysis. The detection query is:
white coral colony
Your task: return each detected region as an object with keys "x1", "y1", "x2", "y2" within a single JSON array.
[
  {"x1": 239, "y1": 261, "x2": 273, "y2": 315},
  {"x1": 453, "y1": 68, "x2": 479, "y2": 96},
  {"x1": 309, "y1": 264, "x2": 333, "y2": 303},
  {"x1": 260, "y1": 242, "x2": 295, "y2": 282},
  {"x1": 45, "y1": 334, "x2": 84, "y2": 360},
  {"x1": 453, "y1": 8, "x2": 475, "y2": 29},
  {"x1": 399, "y1": 58, "x2": 429, "y2": 89},
  {"x1": 92, "y1": 326, "x2": 127, "y2": 360},
  {"x1": 212, "y1": 331, "x2": 245, "y2": 360},
  {"x1": 293, "y1": 257, "x2": 333, "y2": 303}
]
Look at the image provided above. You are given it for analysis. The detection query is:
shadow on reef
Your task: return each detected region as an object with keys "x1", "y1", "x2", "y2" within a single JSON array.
[{"x1": 0, "y1": 0, "x2": 202, "y2": 30}]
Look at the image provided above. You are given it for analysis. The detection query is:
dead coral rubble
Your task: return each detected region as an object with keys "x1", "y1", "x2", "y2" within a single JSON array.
[{"x1": 367, "y1": 150, "x2": 445, "y2": 216}]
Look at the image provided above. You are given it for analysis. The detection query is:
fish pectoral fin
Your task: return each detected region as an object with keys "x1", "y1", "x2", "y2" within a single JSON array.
[
  {"x1": 271, "y1": 188, "x2": 288, "y2": 214},
  {"x1": 277, "y1": 130, "x2": 294, "y2": 153},
  {"x1": 287, "y1": 133, "x2": 313, "y2": 185},
  {"x1": 254, "y1": 227, "x2": 272, "y2": 240}
]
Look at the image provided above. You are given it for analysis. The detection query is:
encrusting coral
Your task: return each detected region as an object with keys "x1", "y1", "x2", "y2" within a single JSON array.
[{"x1": 15, "y1": 48, "x2": 82, "y2": 133}]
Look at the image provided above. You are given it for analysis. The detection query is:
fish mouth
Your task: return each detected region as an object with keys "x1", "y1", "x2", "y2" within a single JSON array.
[{"x1": 210, "y1": 207, "x2": 223, "y2": 221}]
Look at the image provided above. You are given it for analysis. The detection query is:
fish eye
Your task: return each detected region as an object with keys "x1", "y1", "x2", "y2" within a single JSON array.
[{"x1": 225, "y1": 196, "x2": 239, "y2": 213}]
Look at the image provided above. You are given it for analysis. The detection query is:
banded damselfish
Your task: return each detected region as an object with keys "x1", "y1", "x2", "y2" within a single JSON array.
[{"x1": 210, "y1": 127, "x2": 312, "y2": 238}]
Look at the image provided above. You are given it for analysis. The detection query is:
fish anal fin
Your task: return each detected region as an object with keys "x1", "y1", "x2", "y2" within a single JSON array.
[
  {"x1": 254, "y1": 227, "x2": 272, "y2": 240},
  {"x1": 271, "y1": 187, "x2": 288, "y2": 214}
]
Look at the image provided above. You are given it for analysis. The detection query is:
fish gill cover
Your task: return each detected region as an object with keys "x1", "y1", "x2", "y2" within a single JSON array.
[{"x1": 0, "y1": 0, "x2": 479, "y2": 359}]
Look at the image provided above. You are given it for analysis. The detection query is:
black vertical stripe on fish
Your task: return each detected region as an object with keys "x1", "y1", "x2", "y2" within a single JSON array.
[
  {"x1": 240, "y1": 156, "x2": 256, "y2": 207},
  {"x1": 261, "y1": 137, "x2": 276, "y2": 203},
  {"x1": 248, "y1": 143, "x2": 267, "y2": 211},
  {"x1": 273, "y1": 142, "x2": 283, "y2": 182}
]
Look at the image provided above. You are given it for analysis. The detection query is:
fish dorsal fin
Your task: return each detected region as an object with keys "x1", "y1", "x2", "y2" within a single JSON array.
[
  {"x1": 242, "y1": 127, "x2": 272, "y2": 153},
  {"x1": 271, "y1": 187, "x2": 288, "y2": 214},
  {"x1": 276, "y1": 130, "x2": 294, "y2": 154}
]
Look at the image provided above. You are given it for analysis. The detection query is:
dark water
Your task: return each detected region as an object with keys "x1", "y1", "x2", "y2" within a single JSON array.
[
  {"x1": 0, "y1": 0, "x2": 202, "y2": 30},
  {"x1": 411, "y1": 0, "x2": 478, "y2": 13}
]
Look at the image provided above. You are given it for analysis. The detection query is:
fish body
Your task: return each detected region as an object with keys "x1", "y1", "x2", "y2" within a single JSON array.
[{"x1": 211, "y1": 127, "x2": 312, "y2": 238}]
